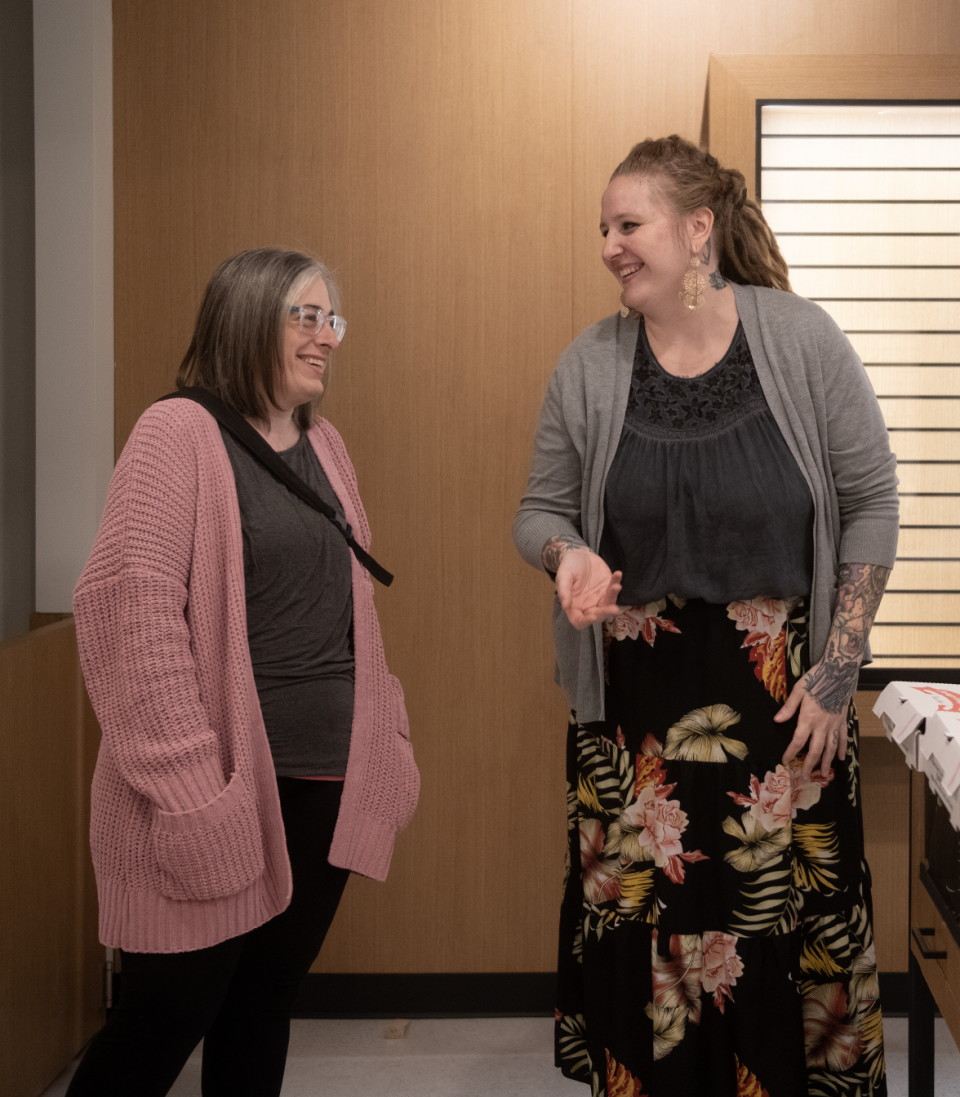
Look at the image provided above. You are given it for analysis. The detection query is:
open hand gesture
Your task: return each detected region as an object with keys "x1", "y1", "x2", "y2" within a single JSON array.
[{"x1": 552, "y1": 544, "x2": 622, "y2": 631}]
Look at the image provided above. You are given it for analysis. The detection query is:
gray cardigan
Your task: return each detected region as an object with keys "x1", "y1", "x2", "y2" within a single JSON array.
[{"x1": 513, "y1": 283, "x2": 899, "y2": 723}]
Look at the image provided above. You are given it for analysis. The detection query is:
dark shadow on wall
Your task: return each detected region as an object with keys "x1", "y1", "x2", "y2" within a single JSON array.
[{"x1": 0, "y1": 0, "x2": 36, "y2": 640}]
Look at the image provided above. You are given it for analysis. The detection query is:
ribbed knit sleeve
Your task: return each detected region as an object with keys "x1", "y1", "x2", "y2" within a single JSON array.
[{"x1": 74, "y1": 404, "x2": 229, "y2": 814}]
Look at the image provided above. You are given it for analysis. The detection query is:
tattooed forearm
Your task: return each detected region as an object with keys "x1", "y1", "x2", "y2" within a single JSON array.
[
  {"x1": 542, "y1": 534, "x2": 587, "y2": 575},
  {"x1": 804, "y1": 562, "x2": 891, "y2": 714},
  {"x1": 709, "y1": 269, "x2": 727, "y2": 291}
]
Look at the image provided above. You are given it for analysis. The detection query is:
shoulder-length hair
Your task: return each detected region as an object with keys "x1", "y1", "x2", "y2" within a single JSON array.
[{"x1": 176, "y1": 247, "x2": 341, "y2": 431}]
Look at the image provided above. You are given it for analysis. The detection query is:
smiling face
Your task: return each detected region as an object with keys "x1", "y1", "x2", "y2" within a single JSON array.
[
  {"x1": 277, "y1": 276, "x2": 339, "y2": 411},
  {"x1": 600, "y1": 174, "x2": 700, "y2": 316}
]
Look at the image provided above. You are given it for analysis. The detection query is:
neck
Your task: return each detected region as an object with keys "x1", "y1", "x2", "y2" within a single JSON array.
[
  {"x1": 247, "y1": 403, "x2": 301, "y2": 452},
  {"x1": 642, "y1": 284, "x2": 738, "y2": 348}
]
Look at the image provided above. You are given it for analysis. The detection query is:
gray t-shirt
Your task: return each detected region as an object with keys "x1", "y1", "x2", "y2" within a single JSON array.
[{"x1": 221, "y1": 428, "x2": 354, "y2": 777}]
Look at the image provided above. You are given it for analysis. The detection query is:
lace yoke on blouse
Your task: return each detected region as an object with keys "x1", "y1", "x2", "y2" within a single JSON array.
[{"x1": 599, "y1": 319, "x2": 815, "y2": 606}]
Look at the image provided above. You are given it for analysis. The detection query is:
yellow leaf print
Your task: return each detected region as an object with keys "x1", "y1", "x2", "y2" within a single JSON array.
[
  {"x1": 858, "y1": 997, "x2": 886, "y2": 1086},
  {"x1": 793, "y1": 823, "x2": 840, "y2": 893},
  {"x1": 722, "y1": 812, "x2": 792, "y2": 873},
  {"x1": 617, "y1": 867, "x2": 656, "y2": 921},
  {"x1": 748, "y1": 629, "x2": 787, "y2": 703},
  {"x1": 735, "y1": 1056, "x2": 770, "y2": 1097},
  {"x1": 850, "y1": 944, "x2": 880, "y2": 1005},
  {"x1": 578, "y1": 773, "x2": 602, "y2": 815},
  {"x1": 634, "y1": 753, "x2": 664, "y2": 792},
  {"x1": 605, "y1": 1050, "x2": 648, "y2": 1097},
  {"x1": 799, "y1": 936, "x2": 845, "y2": 981},
  {"x1": 664, "y1": 705, "x2": 748, "y2": 762},
  {"x1": 643, "y1": 1001, "x2": 687, "y2": 1060}
]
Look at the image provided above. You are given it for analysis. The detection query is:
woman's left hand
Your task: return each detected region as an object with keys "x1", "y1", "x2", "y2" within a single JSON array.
[
  {"x1": 774, "y1": 561, "x2": 891, "y2": 782},
  {"x1": 775, "y1": 669, "x2": 848, "y2": 781}
]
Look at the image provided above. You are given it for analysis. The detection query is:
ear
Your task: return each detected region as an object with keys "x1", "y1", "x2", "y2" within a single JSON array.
[{"x1": 686, "y1": 206, "x2": 715, "y2": 256}]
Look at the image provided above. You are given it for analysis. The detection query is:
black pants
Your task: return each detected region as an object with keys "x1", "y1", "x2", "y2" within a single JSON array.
[{"x1": 66, "y1": 777, "x2": 349, "y2": 1097}]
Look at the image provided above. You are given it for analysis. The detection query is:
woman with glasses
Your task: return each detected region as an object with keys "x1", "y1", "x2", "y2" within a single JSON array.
[{"x1": 67, "y1": 247, "x2": 419, "y2": 1096}]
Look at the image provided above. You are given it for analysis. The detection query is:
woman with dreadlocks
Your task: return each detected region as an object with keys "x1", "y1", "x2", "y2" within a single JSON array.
[{"x1": 514, "y1": 135, "x2": 897, "y2": 1097}]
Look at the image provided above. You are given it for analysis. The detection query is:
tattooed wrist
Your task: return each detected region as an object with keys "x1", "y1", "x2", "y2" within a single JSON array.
[
  {"x1": 805, "y1": 656, "x2": 860, "y2": 714},
  {"x1": 542, "y1": 535, "x2": 587, "y2": 575},
  {"x1": 807, "y1": 562, "x2": 891, "y2": 713}
]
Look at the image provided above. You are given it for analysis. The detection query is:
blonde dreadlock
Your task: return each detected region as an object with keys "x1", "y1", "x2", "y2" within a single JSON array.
[{"x1": 611, "y1": 135, "x2": 791, "y2": 292}]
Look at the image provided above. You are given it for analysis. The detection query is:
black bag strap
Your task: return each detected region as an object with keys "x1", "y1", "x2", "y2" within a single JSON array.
[{"x1": 156, "y1": 387, "x2": 394, "y2": 586}]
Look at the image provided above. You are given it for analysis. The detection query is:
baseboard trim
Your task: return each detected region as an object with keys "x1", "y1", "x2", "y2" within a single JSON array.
[
  {"x1": 108, "y1": 969, "x2": 914, "y2": 1020},
  {"x1": 291, "y1": 970, "x2": 913, "y2": 1020},
  {"x1": 291, "y1": 972, "x2": 558, "y2": 1018}
]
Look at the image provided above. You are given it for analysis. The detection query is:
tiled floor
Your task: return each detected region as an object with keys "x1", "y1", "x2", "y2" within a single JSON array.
[{"x1": 39, "y1": 1015, "x2": 960, "y2": 1096}]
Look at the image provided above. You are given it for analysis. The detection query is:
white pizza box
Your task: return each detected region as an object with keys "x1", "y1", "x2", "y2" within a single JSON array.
[
  {"x1": 873, "y1": 681, "x2": 960, "y2": 770},
  {"x1": 920, "y1": 710, "x2": 960, "y2": 825}
]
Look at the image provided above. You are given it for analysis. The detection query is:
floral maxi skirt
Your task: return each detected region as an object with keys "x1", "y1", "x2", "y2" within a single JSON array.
[{"x1": 555, "y1": 596, "x2": 886, "y2": 1097}]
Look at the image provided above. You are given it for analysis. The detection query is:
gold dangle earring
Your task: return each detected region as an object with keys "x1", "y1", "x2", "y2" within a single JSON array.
[
  {"x1": 679, "y1": 255, "x2": 705, "y2": 310},
  {"x1": 619, "y1": 292, "x2": 639, "y2": 320}
]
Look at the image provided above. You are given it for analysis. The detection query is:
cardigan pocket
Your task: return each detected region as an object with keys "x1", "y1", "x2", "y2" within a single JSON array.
[
  {"x1": 388, "y1": 673, "x2": 411, "y2": 740},
  {"x1": 153, "y1": 771, "x2": 265, "y2": 901},
  {"x1": 387, "y1": 674, "x2": 419, "y2": 829}
]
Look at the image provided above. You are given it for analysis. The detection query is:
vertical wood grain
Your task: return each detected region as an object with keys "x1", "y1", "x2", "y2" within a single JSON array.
[
  {"x1": 859, "y1": 736, "x2": 910, "y2": 972},
  {"x1": 112, "y1": 0, "x2": 959, "y2": 974},
  {"x1": 707, "y1": 54, "x2": 960, "y2": 201},
  {"x1": 0, "y1": 621, "x2": 103, "y2": 1097}
]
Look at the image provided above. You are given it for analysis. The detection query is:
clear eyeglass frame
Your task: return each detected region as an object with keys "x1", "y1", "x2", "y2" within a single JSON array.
[{"x1": 289, "y1": 305, "x2": 347, "y2": 343}]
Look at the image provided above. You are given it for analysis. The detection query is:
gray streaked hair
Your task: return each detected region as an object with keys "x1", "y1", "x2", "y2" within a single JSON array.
[{"x1": 177, "y1": 247, "x2": 340, "y2": 429}]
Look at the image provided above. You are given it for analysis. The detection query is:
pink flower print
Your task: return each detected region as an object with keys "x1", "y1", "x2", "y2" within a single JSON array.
[
  {"x1": 787, "y1": 757, "x2": 834, "y2": 807},
  {"x1": 726, "y1": 597, "x2": 787, "y2": 646},
  {"x1": 726, "y1": 598, "x2": 789, "y2": 701},
  {"x1": 626, "y1": 785, "x2": 688, "y2": 865},
  {"x1": 579, "y1": 818, "x2": 621, "y2": 905},
  {"x1": 608, "y1": 601, "x2": 681, "y2": 648},
  {"x1": 622, "y1": 785, "x2": 709, "y2": 883},
  {"x1": 701, "y1": 931, "x2": 744, "y2": 1013},
  {"x1": 754, "y1": 766, "x2": 795, "y2": 831},
  {"x1": 728, "y1": 763, "x2": 833, "y2": 832}
]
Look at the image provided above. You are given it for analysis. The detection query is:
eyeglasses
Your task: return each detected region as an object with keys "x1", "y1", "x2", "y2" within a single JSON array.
[{"x1": 289, "y1": 305, "x2": 347, "y2": 343}]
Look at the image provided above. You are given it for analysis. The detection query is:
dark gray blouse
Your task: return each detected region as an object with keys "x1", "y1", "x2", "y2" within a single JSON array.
[
  {"x1": 599, "y1": 320, "x2": 815, "y2": 605},
  {"x1": 221, "y1": 428, "x2": 354, "y2": 777}
]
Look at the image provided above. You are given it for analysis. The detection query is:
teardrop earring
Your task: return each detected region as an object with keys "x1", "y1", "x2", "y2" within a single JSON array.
[
  {"x1": 619, "y1": 292, "x2": 639, "y2": 320},
  {"x1": 678, "y1": 255, "x2": 705, "y2": 310}
]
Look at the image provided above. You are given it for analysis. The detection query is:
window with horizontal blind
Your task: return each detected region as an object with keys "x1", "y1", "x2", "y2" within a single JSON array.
[{"x1": 759, "y1": 101, "x2": 960, "y2": 678}]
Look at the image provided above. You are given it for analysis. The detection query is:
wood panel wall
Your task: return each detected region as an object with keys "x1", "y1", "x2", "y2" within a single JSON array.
[
  {"x1": 112, "y1": 0, "x2": 959, "y2": 974},
  {"x1": 0, "y1": 620, "x2": 102, "y2": 1097},
  {"x1": 707, "y1": 54, "x2": 960, "y2": 201},
  {"x1": 858, "y1": 698, "x2": 911, "y2": 973}
]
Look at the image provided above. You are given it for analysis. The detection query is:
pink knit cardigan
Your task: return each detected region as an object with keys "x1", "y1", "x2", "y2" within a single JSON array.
[{"x1": 73, "y1": 399, "x2": 419, "y2": 953}]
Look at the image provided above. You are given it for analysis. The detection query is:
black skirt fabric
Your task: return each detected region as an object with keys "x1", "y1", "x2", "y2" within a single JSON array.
[{"x1": 555, "y1": 595, "x2": 886, "y2": 1097}]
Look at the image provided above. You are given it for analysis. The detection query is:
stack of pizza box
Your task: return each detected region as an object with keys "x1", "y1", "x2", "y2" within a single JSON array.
[{"x1": 874, "y1": 682, "x2": 960, "y2": 827}]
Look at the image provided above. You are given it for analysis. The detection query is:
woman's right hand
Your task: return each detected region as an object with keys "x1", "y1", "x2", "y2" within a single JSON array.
[{"x1": 550, "y1": 541, "x2": 622, "y2": 630}]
